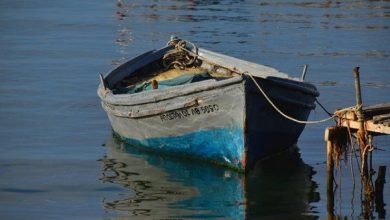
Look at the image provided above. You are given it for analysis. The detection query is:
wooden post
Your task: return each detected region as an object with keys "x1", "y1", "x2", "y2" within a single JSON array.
[
  {"x1": 353, "y1": 66, "x2": 364, "y2": 135},
  {"x1": 152, "y1": 80, "x2": 158, "y2": 90},
  {"x1": 375, "y1": 166, "x2": 386, "y2": 219},
  {"x1": 325, "y1": 127, "x2": 335, "y2": 219},
  {"x1": 301, "y1": 64, "x2": 308, "y2": 81},
  {"x1": 353, "y1": 66, "x2": 368, "y2": 177},
  {"x1": 353, "y1": 67, "x2": 363, "y2": 123}
]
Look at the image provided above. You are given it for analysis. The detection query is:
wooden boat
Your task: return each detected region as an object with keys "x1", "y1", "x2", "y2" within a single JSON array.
[{"x1": 98, "y1": 37, "x2": 319, "y2": 171}]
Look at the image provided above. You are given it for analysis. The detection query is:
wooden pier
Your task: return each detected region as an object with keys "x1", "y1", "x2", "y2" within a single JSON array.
[
  {"x1": 336, "y1": 103, "x2": 390, "y2": 136},
  {"x1": 324, "y1": 67, "x2": 388, "y2": 219}
]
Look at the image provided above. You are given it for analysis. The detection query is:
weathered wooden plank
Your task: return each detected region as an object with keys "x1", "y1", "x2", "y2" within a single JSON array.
[
  {"x1": 102, "y1": 97, "x2": 201, "y2": 118},
  {"x1": 364, "y1": 102, "x2": 390, "y2": 112},
  {"x1": 363, "y1": 103, "x2": 390, "y2": 118},
  {"x1": 198, "y1": 48, "x2": 291, "y2": 79},
  {"x1": 340, "y1": 119, "x2": 390, "y2": 135},
  {"x1": 339, "y1": 111, "x2": 357, "y2": 120},
  {"x1": 100, "y1": 77, "x2": 243, "y2": 106},
  {"x1": 373, "y1": 113, "x2": 390, "y2": 124},
  {"x1": 337, "y1": 103, "x2": 390, "y2": 127},
  {"x1": 381, "y1": 119, "x2": 390, "y2": 127}
]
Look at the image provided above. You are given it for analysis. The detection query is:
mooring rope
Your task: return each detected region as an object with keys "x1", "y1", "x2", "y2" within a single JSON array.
[
  {"x1": 246, "y1": 73, "x2": 336, "y2": 124},
  {"x1": 316, "y1": 99, "x2": 334, "y2": 117},
  {"x1": 167, "y1": 38, "x2": 342, "y2": 125}
]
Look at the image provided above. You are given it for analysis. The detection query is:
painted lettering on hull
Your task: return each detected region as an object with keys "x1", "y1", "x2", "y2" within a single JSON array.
[{"x1": 160, "y1": 104, "x2": 220, "y2": 122}]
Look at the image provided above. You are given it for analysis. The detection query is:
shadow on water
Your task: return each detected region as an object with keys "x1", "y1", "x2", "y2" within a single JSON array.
[{"x1": 100, "y1": 134, "x2": 319, "y2": 219}]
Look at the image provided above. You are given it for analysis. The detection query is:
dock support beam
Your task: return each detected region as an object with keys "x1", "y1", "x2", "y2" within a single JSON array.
[{"x1": 325, "y1": 127, "x2": 335, "y2": 218}]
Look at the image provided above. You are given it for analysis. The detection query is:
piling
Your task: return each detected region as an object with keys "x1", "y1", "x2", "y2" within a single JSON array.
[
  {"x1": 353, "y1": 67, "x2": 368, "y2": 177},
  {"x1": 375, "y1": 166, "x2": 386, "y2": 219},
  {"x1": 324, "y1": 126, "x2": 335, "y2": 217},
  {"x1": 324, "y1": 66, "x2": 389, "y2": 219},
  {"x1": 353, "y1": 67, "x2": 364, "y2": 126},
  {"x1": 353, "y1": 67, "x2": 373, "y2": 215}
]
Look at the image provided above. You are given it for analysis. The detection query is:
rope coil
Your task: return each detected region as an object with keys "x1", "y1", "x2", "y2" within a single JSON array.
[{"x1": 163, "y1": 38, "x2": 198, "y2": 70}]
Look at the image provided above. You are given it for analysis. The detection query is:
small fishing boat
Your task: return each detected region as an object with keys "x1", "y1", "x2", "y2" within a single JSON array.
[{"x1": 98, "y1": 37, "x2": 319, "y2": 171}]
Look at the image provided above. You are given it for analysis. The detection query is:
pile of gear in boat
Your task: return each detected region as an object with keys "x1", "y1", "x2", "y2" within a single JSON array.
[{"x1": 113, "y1": 39, "x2": 219, "y2": 95}]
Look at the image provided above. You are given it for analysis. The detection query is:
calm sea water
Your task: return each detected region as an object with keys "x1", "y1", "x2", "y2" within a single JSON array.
[{"x1": 0, "y1": 0, "x2": 389, "y2": 219}]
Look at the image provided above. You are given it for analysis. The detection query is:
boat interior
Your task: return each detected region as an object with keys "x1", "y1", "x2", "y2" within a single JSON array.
[{"x1": 112, "y1": 41, "x2": 241, "y2": 95}]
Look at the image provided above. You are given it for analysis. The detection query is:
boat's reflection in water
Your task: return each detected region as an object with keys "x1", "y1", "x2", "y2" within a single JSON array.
[{"x1": 100, "y1": 134, "x2": 319, "y2": 219}]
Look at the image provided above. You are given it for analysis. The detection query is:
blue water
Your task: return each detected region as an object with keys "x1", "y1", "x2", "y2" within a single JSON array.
[{"x1": 0, "y1": 0, "x2": 389, "y2": 219}]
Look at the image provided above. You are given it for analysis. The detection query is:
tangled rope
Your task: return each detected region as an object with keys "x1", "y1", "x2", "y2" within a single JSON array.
[{"x1": 162, "y1": 38, "x2": 198, "y2": 70}]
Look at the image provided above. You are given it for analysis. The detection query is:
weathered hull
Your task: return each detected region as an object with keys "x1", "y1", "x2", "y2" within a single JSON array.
[
  {"x1": 98, "y1": 40, "x2": 319, "y2": 171},
  {"x1": 244, "y1": 76, "x2": 316, "y2": 168},
  {"x1": 100, "y1": 75, "x2": 317, "y2": 171},
  {"x1": 102, "y1": 78, "x2": 246, "y2": 170}
]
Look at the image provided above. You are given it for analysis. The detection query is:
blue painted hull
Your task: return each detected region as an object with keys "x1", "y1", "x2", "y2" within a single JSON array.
[{"x1": 114, "y1": 127, "x2": 245, "y2": 170}]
